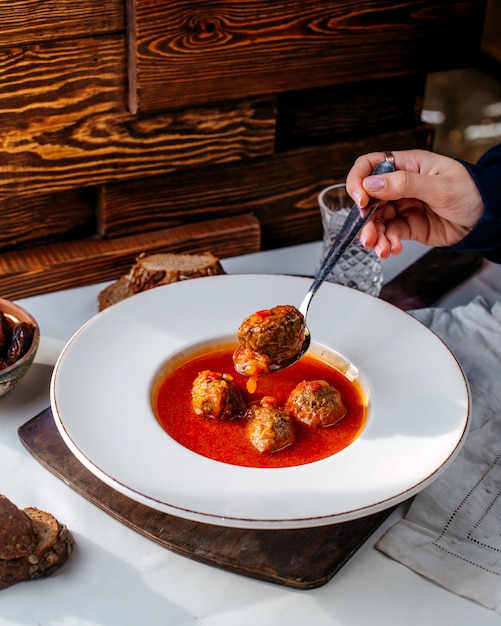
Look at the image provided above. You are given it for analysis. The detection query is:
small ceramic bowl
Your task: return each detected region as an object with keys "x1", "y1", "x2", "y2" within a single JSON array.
[{"x1": 0, "y1": 298, "x2": 40, "y2": 397}]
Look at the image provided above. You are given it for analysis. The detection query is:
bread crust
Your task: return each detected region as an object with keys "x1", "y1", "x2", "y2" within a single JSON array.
[
  {"x1": 127, "y1": 252, "x2": 224, "y2": 294},
  {"x1": 98, "y1": 251, "x2": 225, "y2": 311},
  {"x1": 97, "y1": 275, "x2": 134, "y2": 312},
  {"x1": 0, "y1": 496, "x2": 74, "y2": 589}
]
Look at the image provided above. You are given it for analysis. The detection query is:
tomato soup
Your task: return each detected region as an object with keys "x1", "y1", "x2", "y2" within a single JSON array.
[{"x1": 153, "y1": 344, "x2": 367, "y2": 468}]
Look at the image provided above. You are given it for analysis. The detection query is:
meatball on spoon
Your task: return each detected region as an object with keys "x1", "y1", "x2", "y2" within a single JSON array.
[{"x1": 234, "y1": 154, "x2": 395, "y2": 376}]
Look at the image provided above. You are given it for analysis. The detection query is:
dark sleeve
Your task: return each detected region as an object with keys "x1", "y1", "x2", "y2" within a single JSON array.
[{"x1": 448, "y1": 143, "x2": 501, "y2": 263}]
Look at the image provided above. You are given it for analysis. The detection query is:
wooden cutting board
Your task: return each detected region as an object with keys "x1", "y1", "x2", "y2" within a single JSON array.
[{"x1": 18, "y1": 249, "x2": 483, "y2": 589}]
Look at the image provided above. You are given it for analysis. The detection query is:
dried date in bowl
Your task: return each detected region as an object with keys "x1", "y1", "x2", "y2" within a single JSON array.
[{"x1": 0, "y1": 298, "x2": 40, "y2": 397}]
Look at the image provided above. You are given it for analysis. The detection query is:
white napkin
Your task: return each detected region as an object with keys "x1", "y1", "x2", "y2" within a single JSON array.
[{"x1": 376, "y1": 293, "x2": 501, "y2": 613}]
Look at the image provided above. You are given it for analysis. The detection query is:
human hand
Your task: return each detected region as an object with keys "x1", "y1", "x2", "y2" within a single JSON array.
[{"x1": 345, "y1": 150, "x2": 483, "y2": 258}]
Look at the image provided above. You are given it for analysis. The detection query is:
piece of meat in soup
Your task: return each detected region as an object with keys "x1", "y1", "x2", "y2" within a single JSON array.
[
  {"x1": 246, "y1": 396, "x2": 296, "y2": 453},
  {"x1": 191, "y1": 370, "x2": 246, "y2": 420},
  {"x1": 285, "y1": 379, "x2": 346, "y2": 428}
]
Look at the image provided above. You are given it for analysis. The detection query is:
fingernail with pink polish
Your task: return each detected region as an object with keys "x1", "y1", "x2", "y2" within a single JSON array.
[
  {"x1": 364, "y1": 176, "x2": 385, "y2": 191},
  {"x1": 352, "y1": 191, "x2": 362, "y2": 206}
]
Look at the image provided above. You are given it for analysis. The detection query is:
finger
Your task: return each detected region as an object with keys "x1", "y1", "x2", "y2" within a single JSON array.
[
  {"x1": 369, "y1": 219, "x2": 392, "y2": 259},
  {"x1": 362, "y1": 169, "x2": 454, "y2": 209},
  {"x1": 385, "y1": 229, "x2": 404, "y2": 256},
  {"x1": 382, "y1": 217, "x2": 413, "y2": 250},
  {"x1": 359, "y1": 218, "x2": 391, "y2": 257},
  {"x1": 359, "y1": 221, "x2": 378, "y2": 248},
  {"x1": 346, "y1": 152, "x2": 394, "y2": 208},
  {"x1": 361, "y1": 213, "x2": 407, "y2": 258},
  {"x1": 373, "y1": 231, "x2": 393, "y2": 259}
]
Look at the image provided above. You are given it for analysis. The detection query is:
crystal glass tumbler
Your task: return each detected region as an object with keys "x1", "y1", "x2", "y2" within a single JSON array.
[{"x1": 318, "y1": 183, "x2": 383, "y2": 296}]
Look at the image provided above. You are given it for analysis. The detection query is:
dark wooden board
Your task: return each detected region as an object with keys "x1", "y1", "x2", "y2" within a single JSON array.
[
  {"x1": 18, "y1": 247, "x2": 484, "y2": 588},
  {"x1": 131, "y1": 0, "x2": 485, "y2": 112},
  {"x1": 0, "y1": 1, "x2": 124, "y2": 47},
  {"x1": 0, "y1": 214, "x2": 261, "y2": 300},
  {"x1": 380, "y1": 248, "x2": 484, "y2": 310}
]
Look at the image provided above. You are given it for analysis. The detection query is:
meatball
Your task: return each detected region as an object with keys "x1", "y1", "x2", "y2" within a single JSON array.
[
  {"x1": 232, "y1": 345, "x2": 273, "y2": 378},
  {"x1": 236, "y1": 305, "x2": 306, "y2": 371},
  {"x1": 246, "y1": 397, "x2": 296, "y2": 453},
  {"x1": 285, "y1": 380, "x2": 346, "y2": 428},
  {"x1": 191, "y1": 370, "x2": 246, "y2": 420}
]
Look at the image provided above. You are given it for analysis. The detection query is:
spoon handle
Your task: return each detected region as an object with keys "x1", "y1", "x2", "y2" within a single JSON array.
[{"x1": 299, "y1": 156, "x2": 395, "y2": 316}]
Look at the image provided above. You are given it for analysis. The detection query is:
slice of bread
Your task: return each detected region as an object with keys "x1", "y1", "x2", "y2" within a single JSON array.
[
  {"x1": 0, "y1": 494, "x2": 74, "y2": 589},
  {"x1": 97, "y1": 276, "x2": 134, "y2": 312},
  {"x1": 98, "y1": 251, "x2": 225, "y2": 311}
]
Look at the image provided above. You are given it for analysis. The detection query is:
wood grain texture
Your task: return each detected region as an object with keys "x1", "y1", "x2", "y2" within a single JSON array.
[
  {"x1": 131, "y1": 0, "x2": 486, "y2": 111},
  {"x1": 0, "y1": 35, "x2": 275, "y2": 197},
  {"x1": 0, "y1": 189, "x2": 96, "y2": 251},
  {"x1": 0, "y1": 214, "x2": 260, "y2": 300},
  {"x1": 0, "y1": 36, "x2": 126, "y2": 196},
  {"x1": 0, "y1": 0, "x2": 125, "y2": 46},
  {"x1": 99, "y1": 125, "x2": 435, "y2": 249}
]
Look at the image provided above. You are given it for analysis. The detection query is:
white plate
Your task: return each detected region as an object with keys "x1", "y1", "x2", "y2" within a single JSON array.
[{"x1": 51, "y1": 274, "x2": 470, "y2": 529}]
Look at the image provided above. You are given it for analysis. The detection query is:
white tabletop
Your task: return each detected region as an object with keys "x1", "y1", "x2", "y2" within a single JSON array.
[{"x1": 2, "y1": 242, "x2": 501, "y2": 626}]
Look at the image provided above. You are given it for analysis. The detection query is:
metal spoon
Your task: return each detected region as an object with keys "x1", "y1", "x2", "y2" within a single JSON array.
[{"x1": 234, "y1": 152, "x2": 396, "y2": 375}]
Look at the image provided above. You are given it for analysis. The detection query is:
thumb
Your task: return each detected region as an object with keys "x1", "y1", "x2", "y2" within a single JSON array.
[{"x1": 362, "y1": 170, "x2": 445, "y2": 206}]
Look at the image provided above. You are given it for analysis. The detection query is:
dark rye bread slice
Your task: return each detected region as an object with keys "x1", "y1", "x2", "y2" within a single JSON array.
[
  {"x1": 98, "y1": 251, "x2": 225, "y2": 311},
  {"x1": 0, "y1": 494, "x2": 74, "y2": 589}
]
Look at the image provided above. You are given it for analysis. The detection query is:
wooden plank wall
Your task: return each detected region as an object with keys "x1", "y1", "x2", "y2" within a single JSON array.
[{"x1": 0, "y1": 0, "x2": 487, "y2": 298}]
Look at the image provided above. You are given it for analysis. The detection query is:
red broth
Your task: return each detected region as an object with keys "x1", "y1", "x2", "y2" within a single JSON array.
[{"x1": 153, "y1": 344, "x2": 367, "y2": 468}]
